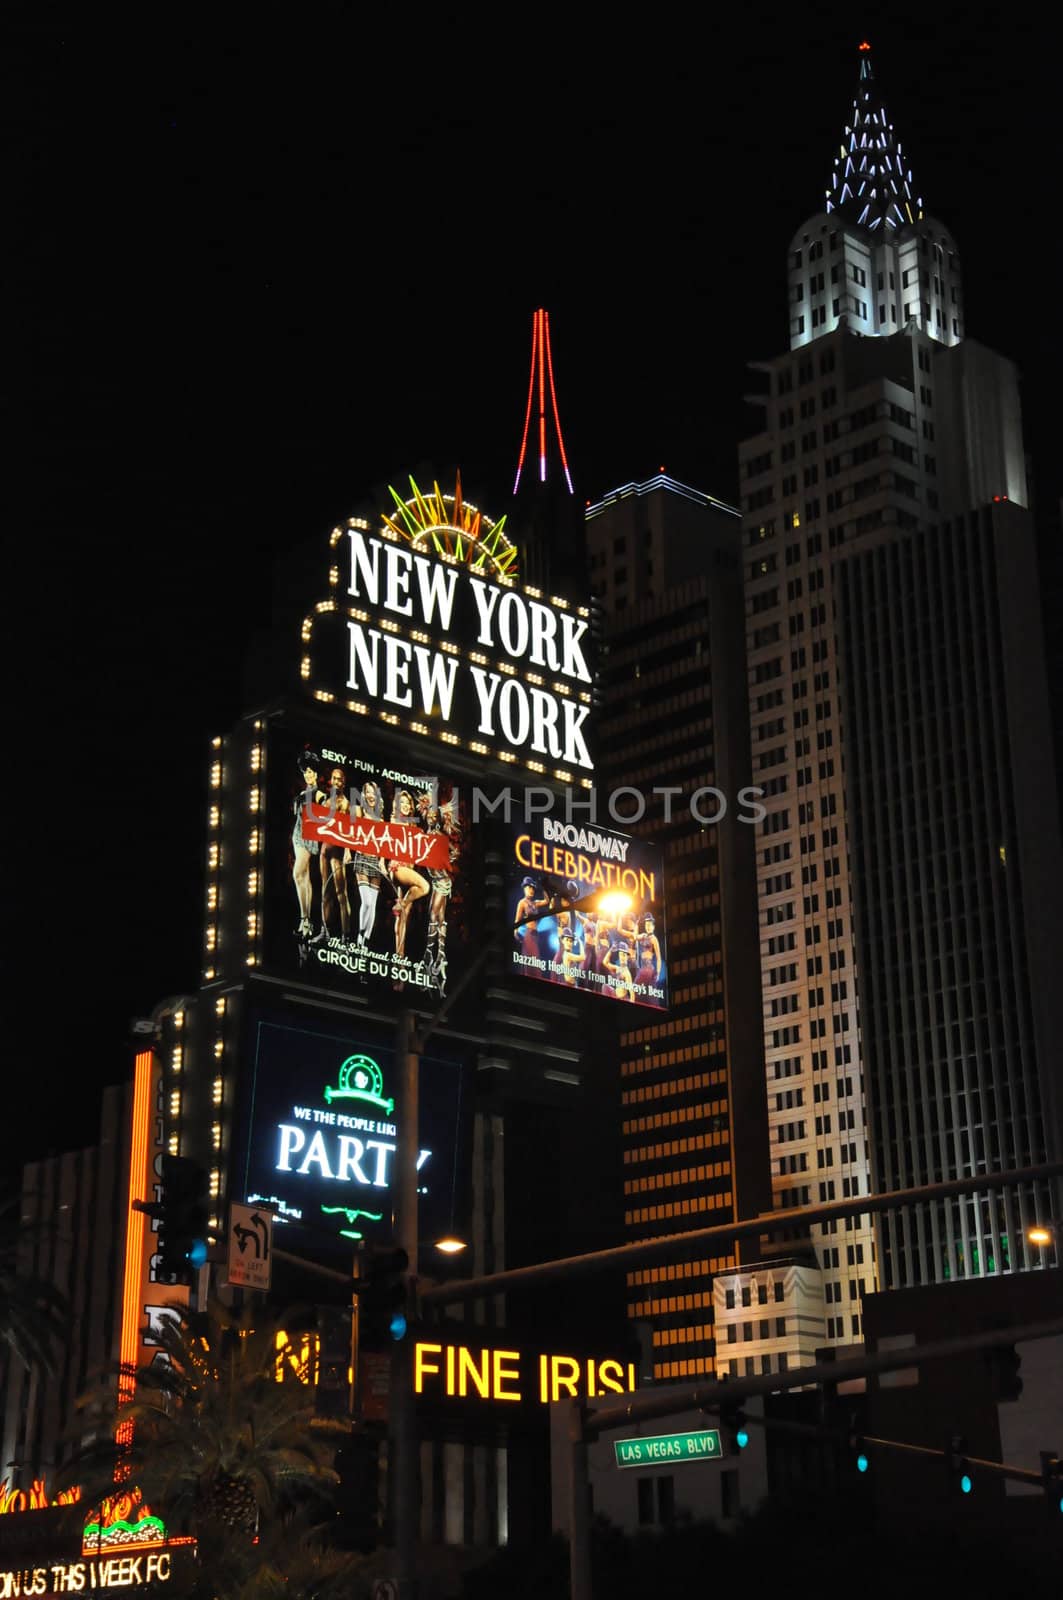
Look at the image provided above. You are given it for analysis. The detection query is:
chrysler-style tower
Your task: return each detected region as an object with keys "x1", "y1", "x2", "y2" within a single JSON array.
[
  {"x1": 715, "y1": 44, "x2": 1063, "y2": 1368},
  {"x1": 790, "y1": 42, "x2": 963, "y2": 352}
]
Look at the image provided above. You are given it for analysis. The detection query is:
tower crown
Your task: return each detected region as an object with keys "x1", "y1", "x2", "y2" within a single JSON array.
[
  {"x1": 513, "y1": 308, "x2": 574, "y2": 496},
  {"x1": 825, "y1": 43, "x2": 924, "y2": 232},
  {"x1": 787, "y1": 44, "x2": 962, "y2": 351},
  {"x1": 510, "y1": 307, "x2": 584, "y2": 595}
]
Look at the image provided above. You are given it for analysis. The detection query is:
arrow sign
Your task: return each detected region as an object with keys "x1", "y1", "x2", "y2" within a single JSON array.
[{"x1": 227, "y1": 1202, "x2": 274, "y2": 1290}]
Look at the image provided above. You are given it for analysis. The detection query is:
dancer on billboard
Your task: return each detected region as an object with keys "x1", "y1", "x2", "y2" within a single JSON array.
[
  {"x1": 514, "y1": 876, "x2": 549, "y2": 959},
  {"x1": 603, "y1": 940, "x2": 637, "y2": 1002},
  {"x1": 635, "y1": 914, "x2": 662, "y2": 987},
  {"x1": 420, "y1": 798, "x2": 457, "y2": 988},
  {"x1": 558, "y1": 931, "x2": 586, "y2": 987},
  {"x1": 292, "y1": 751, "x2": 326, "y2": 940},
  {"x1": 580, "y1": 910, "x2": 600, "y2": 977},
  {"x1": 350, "y1": 777, "x2": 386, "y2": 948},
  {"x1": 555, "y1": 879, "x2": 586, "y2": 950},
  {"x1": 386, "y1": 788, "x2": 429, "y2": 959},
  {"x1": 314, "y1": 764, "x2": 353, "y2": 947}
]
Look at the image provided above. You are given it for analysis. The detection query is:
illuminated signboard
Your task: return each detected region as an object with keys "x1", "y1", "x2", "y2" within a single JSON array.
[
  {"x1": 0, "y1": 1490, "x2": 195, "y2": 1598},
  {"x1": 271, "y1": 1331, "x2": 638, "y2": 1408},
  {"x1": 235, "y1": 1017, "x2": 465, "y2": 1256},
  {"x1": 300, "y1": 477, "x2": 595, "y2": 783},
  {"x1": 0, "y1": 1552, "x2": 185, "y2": 1596},
  {"x1": 506, "y1": 815, "x2": 668, "y2": 1010},
  {"x1": 0, "y1": 1482, "x2": 80, "y2": 1516},
  {"x1": 613, "y1": 1430, "x2": 722, "y2": 1468},
  {"x1": 261, "y1": 725, "x2": 468, "y2": 998},
  {"x1": 414, "y1": 1340, "x2": 638, "y2": 1405}
]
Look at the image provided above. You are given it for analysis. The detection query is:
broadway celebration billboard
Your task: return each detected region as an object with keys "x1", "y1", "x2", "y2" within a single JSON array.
[
  {"x1": 506, "y1": 816, "x2": 667, "y2": 1010},
  {"x1": 234, "y1": 1014, "x2": 465, "y2": 1258},
  {"x1": 262, "y1": 725, "x2": 468, "y2": 997}
]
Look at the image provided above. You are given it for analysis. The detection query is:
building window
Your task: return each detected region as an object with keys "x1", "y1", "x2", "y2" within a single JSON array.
[{"x1": 637, "y1": 1478, "x2": 654, "y2": 1526}]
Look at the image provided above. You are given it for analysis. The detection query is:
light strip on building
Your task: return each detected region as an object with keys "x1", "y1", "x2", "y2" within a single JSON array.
[{"x1": 117, "y1": 1050, "x2": 153, "y2": 1430}]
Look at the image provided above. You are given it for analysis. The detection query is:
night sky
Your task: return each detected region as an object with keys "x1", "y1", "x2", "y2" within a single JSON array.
[{"x1": 9, "y1": 9, "x2": 1058, "y2": 1175}]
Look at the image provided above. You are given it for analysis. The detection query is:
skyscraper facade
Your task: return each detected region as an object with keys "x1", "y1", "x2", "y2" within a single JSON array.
[
  {"x1": 586, "y1": 474, "x2": 772, "y2": 1380},
  {"x1": 728, "y1": 45, "x2": 1062, "y2": 1347}
]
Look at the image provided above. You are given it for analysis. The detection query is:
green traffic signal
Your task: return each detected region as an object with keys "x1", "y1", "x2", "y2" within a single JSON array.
[
  {"x1": 157, "y1": 1154, "x2": 209, "y2": 1284},
  {"x1": 718, "y1": 1399, "x2": 749, "y2": 1455},
  {"x1": 355, "y1": 1244, "x2": 410, "y2": 1346},
  {"x1": 946, "y1": 1435, "x2": 973, "y2": 1496}
]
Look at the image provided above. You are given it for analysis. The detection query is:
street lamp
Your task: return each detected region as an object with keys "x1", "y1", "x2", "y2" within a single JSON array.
[{"x1": 1027, "y1": 1224, "x2": 1055, "y2": 1248}]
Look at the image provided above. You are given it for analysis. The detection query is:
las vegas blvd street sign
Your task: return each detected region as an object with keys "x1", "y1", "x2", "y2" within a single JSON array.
[{"x1": 613, "y1": 1429, "x2": 722, "y2": 1468}]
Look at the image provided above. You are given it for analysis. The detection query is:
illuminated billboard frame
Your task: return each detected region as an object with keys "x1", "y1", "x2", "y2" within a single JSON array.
[
  {"x1": 299, "y1": 475, "x2": 595, "y2": 786},
  {"x1": 260, "y1": 724, "x2": 469, "y2": 999},
  {"x1": 506, "y1": 816, "x2": 668, "y2": 1010},
  {"x1": 234, "y1": 1014, "x2": 466, "y2": 1259}
]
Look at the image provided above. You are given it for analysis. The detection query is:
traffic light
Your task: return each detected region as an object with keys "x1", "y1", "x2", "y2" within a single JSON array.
[
  {"x1": 156, "y1": 1155, "x2": 209, "y2": 1283},
  {"x1": 354, "y1": 1244, "x2": 410, "y2": 1346},
  {"x1": 986, "y1": 1342, "x2": 1023, "y2": 1402},
  {"x1": 946, "y1": 1434, "x2": 973, "y2": 1496},
  {"x1": 1041, "y1": 1453, "x2": 1063, "y2": 1516},
  {"x1": 849, "y1": 1430, "x2": 870, "y2": 1475},
  {"x1": 719, "y1": 1400, "x2": 750, "y2": 1455}
]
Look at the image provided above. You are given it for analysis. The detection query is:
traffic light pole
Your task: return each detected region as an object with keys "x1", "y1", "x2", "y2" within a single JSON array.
[
  {"x1": 388, "y1": 898, "x2": 518, "y2": 1595},
  {"x1": 392, "y1": 1006, "x2": 420, "y2": 1600},
  {"x1": 420, "y1": 1160, "x2": 1063, "y2": 1308},
  {"x1": 582, "y1": 1316, "x2": 1063, "y2": 1440}
]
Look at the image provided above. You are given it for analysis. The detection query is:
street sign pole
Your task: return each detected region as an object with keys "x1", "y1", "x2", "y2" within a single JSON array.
[
  {"x1": 567, "y1": 1400, "x2": 592, "y2": 1600},
  {"x1": 391, "y1": 1008, "x2": 419, "y2": 1600}
]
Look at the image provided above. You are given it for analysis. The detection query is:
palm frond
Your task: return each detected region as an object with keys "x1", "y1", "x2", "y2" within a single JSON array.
[{"x1": 0, "y1": 1193, "x2": 72, "y2": 1375}]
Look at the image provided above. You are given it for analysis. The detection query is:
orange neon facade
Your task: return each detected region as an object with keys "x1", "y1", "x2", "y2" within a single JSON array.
[
  {"x1": 115, "y1": 1051, "x2": 189, "y2": 1460},
  {"x1": 117, "y1": 1051, "x2": 154, "y2": 1430}
]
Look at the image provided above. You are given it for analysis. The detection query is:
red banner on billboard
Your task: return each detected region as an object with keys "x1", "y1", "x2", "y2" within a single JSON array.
[{"x1": 299, "y1": 806, "x2": 451, "y2": 871}]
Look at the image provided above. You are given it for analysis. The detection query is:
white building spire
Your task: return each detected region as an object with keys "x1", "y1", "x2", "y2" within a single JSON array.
[
  {"x1": 826, "y1": 41, "x2": 924, "y2": 232},
  {"x1": 786, "y1": 42, "x2": 964, "y2": 352}
]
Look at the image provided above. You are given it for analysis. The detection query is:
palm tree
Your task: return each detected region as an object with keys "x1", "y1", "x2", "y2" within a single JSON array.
[
  {"x1": 70, "y1": 1299, "x2": 369, "y2": 1599},
  {"x1": 0, "y1": 1195, "x2": 69, "y2": 1376}
]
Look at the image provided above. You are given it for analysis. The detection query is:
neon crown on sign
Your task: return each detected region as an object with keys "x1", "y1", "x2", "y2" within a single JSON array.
[{"x1": 382, "y1": 472, "x2": 519, "y2": 580}]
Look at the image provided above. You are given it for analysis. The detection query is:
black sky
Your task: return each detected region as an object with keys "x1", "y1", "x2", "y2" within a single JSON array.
[{"x1": 8, "y1": 8, "x2": 1059, "y2": 1173}]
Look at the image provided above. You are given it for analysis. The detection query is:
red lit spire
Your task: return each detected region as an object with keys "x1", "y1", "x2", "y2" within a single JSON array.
[{"x1": 513, "y1": 308, "x2": 574, "y2": 495}]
